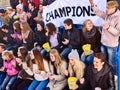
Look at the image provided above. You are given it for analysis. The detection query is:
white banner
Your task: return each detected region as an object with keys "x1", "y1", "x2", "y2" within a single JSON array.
[{"x1": 42, "y1": 0, "x2": 106, "y2": 27}]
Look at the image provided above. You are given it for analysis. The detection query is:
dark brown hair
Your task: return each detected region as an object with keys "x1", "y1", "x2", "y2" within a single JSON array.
[
  {"x1": 64, "y1": 18, "x2": 73, "y2": 26},
  {"x1": 46, "y1": 22, "x2": 57, "y2": 35},
  {"x1": 94, "y1": 53, "x2": 106, "y2": 62},
  {"x1": 18, "y1": 46, "x2": 28, "y2": 62}
]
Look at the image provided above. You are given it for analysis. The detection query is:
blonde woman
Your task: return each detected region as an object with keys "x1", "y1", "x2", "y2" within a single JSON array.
[
  {"x1": 64, "y1": 50, "x2": 85, "y2": 90},
  {"x1": 47, "y1": 49, "x2": 67, "y2": 90},
  {"x1": 20, "y1": 22, "x2": 34, "y2": 50},
  {"x1": 0, "y1": 50, "x2": 19, "y2": 90},
  {"x1": 80, "y1": 19, "x2": 101, "y2": 65}
]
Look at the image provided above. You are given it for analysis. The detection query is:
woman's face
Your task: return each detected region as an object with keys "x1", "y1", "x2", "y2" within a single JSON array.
[
  {"x1": 37, "y1": 24, "x2": 42, "y2": 31},
  {"x1": 2, "y1": 54, "x2": 8, "y2": 61},
  {"x1": 69, "y1": 59, "x2": 75, "y2": 66},
  {"x1": 17, "y1": 49, "x2": 21, "y2": 57},
  {"x1": 30, "y1": 51, "x2": 34, "y2": 60},
  {"x1": 50, "y1": 53, "x2": 55, "y2": 62},
  {"x1": 45, "y1": 26, "x2": 49, "y2": 32},
  {"x1": 86, "y1": 21, "x2": 93, "y2": 31},
  {"x1": 93, "y1": 57, "x2": 104, "y2": 70}
]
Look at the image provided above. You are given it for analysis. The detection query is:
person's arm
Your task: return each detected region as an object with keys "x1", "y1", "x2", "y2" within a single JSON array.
[
  {"x1": 89, "y1": 0, "x2": 106, "y2": 19},
  {"x1": 107, "y1": 20, "x2": 120, "y2": 36},
  {"x1": 52, "y1": 61, "x2": 67, "y2": 81}
]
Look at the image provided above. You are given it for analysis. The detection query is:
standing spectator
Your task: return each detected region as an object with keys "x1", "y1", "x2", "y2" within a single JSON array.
[
  {"x1": 80, "y1": 19, "x2": 101, "y2": 65},
  {"x1": 61, "y1": 18, "x2": 80, "y2": 60},
  {"x1": 89, "y1": 0, "x2": 120, "y2": 75},
  {"x1": 0, "y1": 43, "x2": 6, "y2": 85},
  {"x1": 9, "y1": 0, "x2": 19, "y2": 9},
  {"x1": 46, "y1": 49, "x2": 67, "y2": 90}
]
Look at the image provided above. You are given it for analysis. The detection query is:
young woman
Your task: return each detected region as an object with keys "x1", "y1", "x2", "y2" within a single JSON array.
[
  {"x1": 47, "y1": 49, "x2": 67, "y2": 90},
  {"x1": 64, "y1": 50, "x2": 85, "y2": 83},
  {"x1": 34, "y1": 20, "x2": 46, "y2": 47},
  {"x1": 20, "y1": 22, "x2": 34, "y2": 50},
  {"x1": 80, "y1": 19, "x2": 101, "y2": 65},
  {"x1": 0, "y1": 50, "x2": 19, "y2": 90},
  {"x1": 41, "y1": 22, "x2": 62, "y2": 58},
  {"x1": 24, "y1": 47, "x2": 49, "y2": 90},
  {"x1": 11, "y1": 46, "x2": 33, "y2": 90}
]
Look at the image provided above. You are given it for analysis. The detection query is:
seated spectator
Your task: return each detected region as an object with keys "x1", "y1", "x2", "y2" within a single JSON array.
[
  {"x1": 6, "y1": 7, "x2": 17, "y2": 32},
  {"x1": 0, "y1": 43, "x2": 6, "y2": 85},
  {"x1": 24, "y1": 47, "x2": 49, "y2": 90},
  {"x1": 20, "y1": 22, "x2": 35, "y2": 50},
  {"x1": 0, "y1": 9, "x2": 9, "y2": 26},
  {"x1": 16, "y1": 4, "x2": 28, "y2": 23},
  {"x1": 1, "y1": 25, "x2": 15, "y2": 50},
  {"x1": 27, "y1": 2, "x2": 39, "y2": 31},
  {"x1": 0, "y1": 50, "x2": 19, "y2": 90},
  {"x1": 64, "y1": 50, "x2": 85, "y2": 90},
  {"x1": 80, "y1": 19, "x2": 101, "y2": 65},
  {"x1": 34, "y1": 21, "x2": 46, "y2": 48},
  {"x1": 78, "y1": 53, "x2": 115, "y2": 90},
  {"x1": 61, "y1": 18, "x2": 80, "y2": 61},
  {"x1": 46, "y1": 49, "x2": 67, "y2": 90},
  {"x1": 12, "y1": 46, "x2": 33, "y2": 90},
  {"x1": 34, "y1": 4, "x2": 44, "y2": 22},
  {"x1": 41, "y1": 22, "x2": 62, "y2": 58}
]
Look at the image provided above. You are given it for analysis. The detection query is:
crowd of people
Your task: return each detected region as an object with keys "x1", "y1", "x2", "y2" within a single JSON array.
[{"x1": 0, "y1": 0, "x2": 119, "y2": 90}]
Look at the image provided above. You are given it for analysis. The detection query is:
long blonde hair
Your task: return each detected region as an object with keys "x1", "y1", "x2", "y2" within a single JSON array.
[
  {"x1": 50, "y1": 49, "x2": 65, "y2": 68},
  {"x1": 68, "y1": 59, "x2": 85, "y2": 80},
  {"x1": 82, "y1": 19, "x2": 94, "y2": 32},
  {"x1": 20, "y1": 22, "x2": 33, "y2": 40},
  {"x1": 2, "y1": 50, "x2": 15, "y2": 60}
]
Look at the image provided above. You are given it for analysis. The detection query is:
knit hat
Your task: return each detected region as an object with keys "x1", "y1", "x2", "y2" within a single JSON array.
[
  {"x1": 37, "y1": 20, "x2": 45, "y2": 29},
  {"x1": 68, "y1": 49, "x2": 80, "y2": 60},
  {"x1": 16, "y1": 4, "x2": 23, "y2": 10}
]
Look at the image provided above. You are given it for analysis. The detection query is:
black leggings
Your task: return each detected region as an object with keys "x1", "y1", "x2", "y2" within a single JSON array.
[{"x1": 11, "y1": 78, "x2": 32, "y2": 90}]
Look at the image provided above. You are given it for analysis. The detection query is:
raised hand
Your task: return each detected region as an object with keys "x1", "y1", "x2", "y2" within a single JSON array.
[{"x1": 89, "y1": 0, "x2": 94, "y2": 5}]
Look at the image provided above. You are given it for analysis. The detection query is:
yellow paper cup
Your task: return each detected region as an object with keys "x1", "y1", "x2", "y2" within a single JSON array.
[
  {"x1": 42, "y1": 42, "x2": 51, "y2": 52},
  {"x1": 82, "y1": 44, "x2": 91, "y2": 56},
  {"x1": 68, "y1": 77, "x2": 77, "y2": 89}
]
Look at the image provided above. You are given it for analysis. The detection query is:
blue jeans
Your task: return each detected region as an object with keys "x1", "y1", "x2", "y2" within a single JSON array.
[
  {"x1": 28, "y1": 79, "x2": 49, "y2": 90},
  {"x1": 1, "y1": 74, "x2": 17, "y2": 90},
  {"x1": 0, "y1": 72, "x2": 6, "y2": 85},
  {"x1": 101, "y1": 44, "x2": 118, "y2": 75},
  {"x1": 81, "y1": 53, "x2": 94, "y2": 65},
  {"x1": 60, "y1": 46, "x2": 72, "y2": 61}
]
